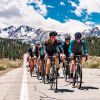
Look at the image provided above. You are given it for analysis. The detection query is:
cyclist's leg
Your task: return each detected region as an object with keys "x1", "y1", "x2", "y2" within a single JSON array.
[
  {"x1": 54, "y1": 56, "x2": 60, "y2": 76},
  {"x1": 33, "y1": 58, "x2": 37, "y2": 68},
  {"x1": 46, "y1": 57, "x2": 51, "y2": 80},
  {"x1": 29, "y1": 58, "x2": 31, "y2": 69},
  {"x1": 29, "y1": 58, "x2": 34, "y2": 74},
  {"x1": 33, "y1": 58, "x2": 37, "y2": 73},
  {"x1": 61, "y1": 55, "x2": 66, "y2": 64},
  {"x1": 37, "y1": 58, "x2": 42, "y2": 79},
  {"x1": 70, "y1": 59, "x2": 75, "y2": 82}
]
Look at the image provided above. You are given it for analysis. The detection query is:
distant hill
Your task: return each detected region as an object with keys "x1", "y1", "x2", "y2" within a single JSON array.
[{"x1": 0, "y1": 25, "x2": 100, "y2": 43}]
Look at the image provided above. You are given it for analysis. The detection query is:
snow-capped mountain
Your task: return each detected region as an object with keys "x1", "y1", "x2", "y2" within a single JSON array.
[
  {"x1": 0, "y1": 25, "x2": 35, "y2": 39},
  {"x1": 0, "y1": 25, "x2": 49, "y2": 43},
  {"x1": 0, "y1": 25, "x2": 100, "y2": 43},
  {"x1": 82, "y1": 27, "x2": 100, "y2": 37}
]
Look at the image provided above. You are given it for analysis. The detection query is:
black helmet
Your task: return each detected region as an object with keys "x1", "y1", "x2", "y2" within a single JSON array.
[
  {"x1": 65, "y1": 34, "x2": 71, "y2": 41},
  {"x1": 75, "y1": 32, "x2": 82, "y2": 39},
  {"x1": 49, "y1": 31, "x2": 57, "y2": 37}
]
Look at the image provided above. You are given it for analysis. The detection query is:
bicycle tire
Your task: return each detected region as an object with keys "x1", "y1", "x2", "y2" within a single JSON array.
[
  {"x1": 55, "y1": 68, "x2": 58, "y2": 92},
  {"x1": 73, "y1": 64, "x2": 82, "y2": 89},
  {"x1": 42, "y1": 61, "x2": 45, "y2": 84},
  {"x1": 77, "y1": 68, "x2": 82, "y2": 89},
  {"x1": 50, "y1": 65, "x2": 57, "y2": 90}
]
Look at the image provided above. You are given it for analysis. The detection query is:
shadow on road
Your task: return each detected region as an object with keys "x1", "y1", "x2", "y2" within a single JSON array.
[
  {"x1": 48, "y1": 88, "x2": 74, "y2": 93},
  {"x1": 40, "y1": 96, "x2": 64, "y2": 100},
  {"x1": 57, "y1": 88, "x2": 74, "y2": 93},
  {"x1": 80, "y1": 86, "x2": 99, "y2": 90}
]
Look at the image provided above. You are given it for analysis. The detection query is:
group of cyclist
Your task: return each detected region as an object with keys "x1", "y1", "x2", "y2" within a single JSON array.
[{"x1": 27, "y1": 31, "x2": 88, "y2": 83}]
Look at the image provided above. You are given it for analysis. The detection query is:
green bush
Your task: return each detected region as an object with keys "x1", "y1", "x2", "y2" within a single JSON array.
[
  {"x1": 0, "y1": 66, "x2": 6, "y2": 71},
  {"x1": 90, "y1": 63, "x2": 99, "y2": 68}
]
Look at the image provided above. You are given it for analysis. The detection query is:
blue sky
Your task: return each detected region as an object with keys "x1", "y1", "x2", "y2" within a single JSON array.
[
  {"x1": 0, "y1": 0, "x2": 100, "y2": 33},
  {"x1": 29, "y1": 0, "x2": 100, "y2": 24}
]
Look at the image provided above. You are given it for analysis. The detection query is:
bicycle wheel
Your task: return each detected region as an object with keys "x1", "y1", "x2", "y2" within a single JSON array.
[
  {"x1": 73, "y1": 65, "x2": 82, "y2": 89},
  {"x1": 66, "y1": 62, "x2": 70, "y2": 81},
  {"x1": 72, "y1": 71, "x2": 76, "y2": 87},
  {"x1": 50, "y1": 67, "x2": 53, "y2": 89},
  {"x1": 63, "y1": 63, "x2": 67, "y2": 81},
  {"x1": 77, "y1": 67, "x2": 82, "y2": 89},
  {"x1": 42, "y1": 61, "x2": 45, "y2": 84},
  {"x1": 50, "y1": 65, "x2": 56, "y2": 90},
  {"x1": 55, "y1": 68, "x2": 58, "y2": 92},
  {"x1": 63, "y1": 62, "x2": 70, "y2": 82},
  {"x1": 30, "y1": 69, "x2": 33, "y2": 77},
  {"x1": 37, "y1": 67, "x2": 39, "y2": 79},
  {"x1": 30, "y1": 65, "x2": 34, "y2": 77}
]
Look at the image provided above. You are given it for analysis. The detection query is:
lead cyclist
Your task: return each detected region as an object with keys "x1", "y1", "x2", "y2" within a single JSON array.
[{"x1": 69, "y1": 32, "x2": 88, "y2": 83}]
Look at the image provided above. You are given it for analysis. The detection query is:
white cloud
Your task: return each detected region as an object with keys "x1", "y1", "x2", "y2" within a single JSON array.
[
  {"x1": 60, "y1": 2, "x2": 65, "y2": 6},
  {"x1": 68, "y1": 0, "x2": 78, "y2": 8},
  {"x1": 63, "y1": 19, "x2": 91, "y2": 33},
  {"x1": 28, "y1": 0, "x2": 47, "y2": 16},
  {"x1": 69, "y1": 0, "x2": 100, "y2": 16},
  {"x1": 47, "y1": 5, "x2": 54, "y2": 8},
  {"x1": 0, "y1": 0, "x2": 96, "y2": 34}
]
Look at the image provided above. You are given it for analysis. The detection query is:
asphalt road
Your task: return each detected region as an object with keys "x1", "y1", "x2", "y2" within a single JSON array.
[{"x1": 0, "y1": 63, "x2": 100, "y2": 100}]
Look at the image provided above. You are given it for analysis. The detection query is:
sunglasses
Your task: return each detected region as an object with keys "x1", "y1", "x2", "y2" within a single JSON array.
[
  {"x1": 51, "y1": 36, "x2": 56, "y2": 38},
  {"x1": 76, "y1": 38, "x2": 81, "y2": 40},
  {"x1": 65, "y1": 40, "x2": 70, "y2": 42},
  {"x1": 36, "y1": 44, "x2": 40, "y2": 45}
]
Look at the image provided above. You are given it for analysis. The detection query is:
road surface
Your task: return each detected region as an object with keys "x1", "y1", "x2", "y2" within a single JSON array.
[{"x1": 0, "y1": 63, "x2": 100, "y2": 100}]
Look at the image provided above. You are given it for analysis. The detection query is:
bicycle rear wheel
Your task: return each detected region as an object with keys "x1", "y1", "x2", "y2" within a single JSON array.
[{"x1": 37, "y1": 67, "x2": 39, "y2": 79}]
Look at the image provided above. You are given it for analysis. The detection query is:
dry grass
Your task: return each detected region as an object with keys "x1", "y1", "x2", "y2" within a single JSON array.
[
  {"x1": 0, "y1": 59, "x2": 23, "y2": 71},
  {"x1": 82, "y1": 56, "x2": 100, "y2": 68}
]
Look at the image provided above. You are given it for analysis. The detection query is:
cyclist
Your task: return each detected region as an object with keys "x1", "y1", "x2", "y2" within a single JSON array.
[
  {"x1": 28, "y1": 43, "x2": 35, "y2": 58},
  {"x1": 27, "y1": 43, "x2": 36, "y2": 75},
  {"x1": 60, "y1": 34, "x2": 71, "y2": 63},
  {"x1": 44, "y1": 31, "x2": 61, "y2": 82},
  {"x1": 34, "y1": 41, "x2": 43, "y2": 80},
  {"x1": 69, "y1": 32, "x2": 88, "y2": 82}
]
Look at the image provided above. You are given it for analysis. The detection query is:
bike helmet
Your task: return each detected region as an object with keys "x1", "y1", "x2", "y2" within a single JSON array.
[
  {"x1": 75, "y1": 32, "x2": 82, "y2": 39},
  {"x1": 65, "y1": 34, "x2": 71, "y2": 41},
  {"x1": 49, "y1": 31, "x2": 57, "y2": 37},
  {"x1": 36, "y1": 41, "x2": 40, "y2": 45},
  {"x1": 30, "y1": 43, "x2": 35, "y2": 47}
]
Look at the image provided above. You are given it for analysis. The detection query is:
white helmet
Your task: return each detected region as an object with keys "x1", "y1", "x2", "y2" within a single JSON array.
[
  {"x1": 30, "y1": 43, "x2": 35, "y2": 47},
  {"x1": 36, "y1": 41, "x2": 41, "y2": 45}
]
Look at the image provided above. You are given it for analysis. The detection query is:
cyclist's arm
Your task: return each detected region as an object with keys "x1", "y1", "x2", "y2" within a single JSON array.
[
  {"x1": 68, "y1": 40, "x2": 74, "y2": 55},
  {"x1": 44, "y1": 40, "x2": 49, "y2": 46},
  {"x1": 82, "y1": 40, "x2": 88, "y2": 55},
  {"x1": 58, "y1": 44, "x2": 63, "y2": 53},
  {"x1": 60, "y1": 43, "x2": 65, "y2": 53}
]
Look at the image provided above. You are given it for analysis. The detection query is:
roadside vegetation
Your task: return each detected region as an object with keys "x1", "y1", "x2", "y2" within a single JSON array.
[
  {"x1": 0, "y1": 59, "x2": 23, "y2": 71},
  {"x1": 82, "y1": 56, "x2": 100, "y2": 68},
  {"x1": 0, "y1": 38, "x2": 29, "y2": 71},
  {"x1": 0, "y1": 36, "x2": 100, "y2": 71}
]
